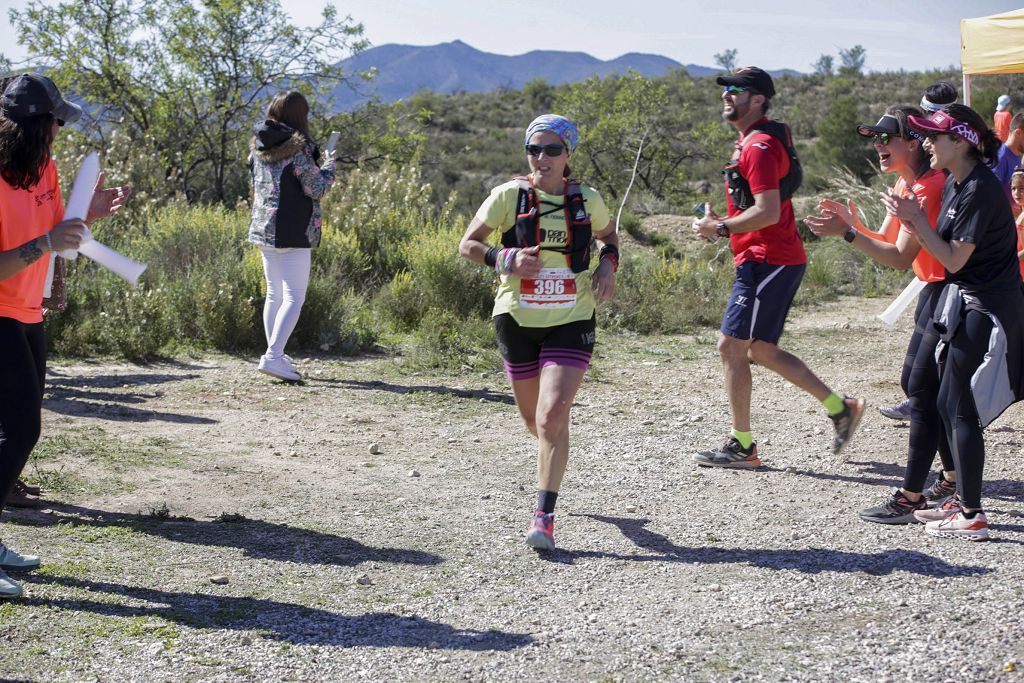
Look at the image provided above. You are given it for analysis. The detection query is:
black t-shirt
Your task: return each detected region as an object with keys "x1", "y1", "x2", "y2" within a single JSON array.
[{"x1": 936, "y1": 162, "x2": 1020, "y2": 296}]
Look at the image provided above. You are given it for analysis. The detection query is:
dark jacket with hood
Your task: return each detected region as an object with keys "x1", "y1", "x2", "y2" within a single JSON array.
[{"x1": 248, "y1": 120, "x2": 335, "y2": 249}]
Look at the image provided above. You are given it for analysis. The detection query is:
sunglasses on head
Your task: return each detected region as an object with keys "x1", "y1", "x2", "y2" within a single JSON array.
[{"x1": 525, "y1": 143, "x2": 565, "y2": 157}]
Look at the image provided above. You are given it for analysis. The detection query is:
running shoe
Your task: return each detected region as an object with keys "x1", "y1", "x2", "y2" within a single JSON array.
[
  {"x1": 914, "y1": 495, "x2": 962, "y2": 523},
  {"x1": 525, "y1": 510, "x2": 555, "y2": 551},
  {"x1": 0, "y1": 570, "x2": 22, "y2": 599},
  {"x1": 693, "y1": 437, "x2": 761, "y2": 469},
  {"x1": 831, "y1": 397, "x2": 866, "y2": 457},
  {"x1": 878, "y1": 398, "x2": 911, "y2": 421},
  {"x1": 859, "y1": 488, "x2": 927, "y2": 524},
  {"x1": 258, "y1": 354, "x2": 301, "y2": 382},
  {"x1": 923, "y1": 471, "x2": 957, "y2": 507},
  {"x1": 0, "y1": 543, "x2": 39, "y2": 571},
  {"x1": 925, "y1": 510, "x2": 989, "y2": 542}
]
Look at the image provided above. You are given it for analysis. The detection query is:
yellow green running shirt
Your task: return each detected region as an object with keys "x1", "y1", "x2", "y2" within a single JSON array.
[{"x1": 475, "y1": 179, "x2": 610, "y2": 328}]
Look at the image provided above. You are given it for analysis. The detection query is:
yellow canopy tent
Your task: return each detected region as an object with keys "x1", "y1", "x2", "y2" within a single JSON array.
[{"x1": 961, "y1": 8, "x2": 1024, "y2": 105}]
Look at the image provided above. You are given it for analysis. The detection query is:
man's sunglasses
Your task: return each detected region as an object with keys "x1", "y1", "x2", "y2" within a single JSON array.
[
  {"x1": 722, "y1": 85, "x2": 750, "y2": 95},
  {"x1": 525, "y1": 143, "x2": 565, "y2": 157}
]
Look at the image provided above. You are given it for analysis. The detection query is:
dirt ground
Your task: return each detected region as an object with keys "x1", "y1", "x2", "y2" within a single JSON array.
[{"x1": 2, "y1": 296, "x2": 1024, "y2": 682}]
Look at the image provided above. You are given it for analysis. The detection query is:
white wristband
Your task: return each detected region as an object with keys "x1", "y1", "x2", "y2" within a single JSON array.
[{"x1": 44, "y1": 232, "x2": 52, "y2": 253}]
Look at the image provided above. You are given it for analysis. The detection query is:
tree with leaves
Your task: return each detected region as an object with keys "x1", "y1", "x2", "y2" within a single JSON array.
[
  {"x1": 555, "y1": 70, "x2": 733, "y2": 204},
  {"x1": 813, "y1": 54, "x2": 834, "y2": 77},
  {"x1": 9, "y1": 0, "x2": 368, "y2": 203},
  {"x1": 714, "y1": 49, "x2": 739, "y2": 74},
  {"x1": 838, "y1": 45, "x2": 867, "y2": 77}
]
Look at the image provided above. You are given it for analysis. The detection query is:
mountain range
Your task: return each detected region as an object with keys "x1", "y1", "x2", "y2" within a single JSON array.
[{"x1": 330, "y1": 40, "x2": 800, "y2": 111}]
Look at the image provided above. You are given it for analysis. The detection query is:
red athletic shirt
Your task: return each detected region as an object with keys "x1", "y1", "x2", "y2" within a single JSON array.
[
  {"x1": 0, "y1": 158, "x2": 64, "y2": 323},
  {"x1": 725, "y1": 118, "x2": 806, "y2": 266}
]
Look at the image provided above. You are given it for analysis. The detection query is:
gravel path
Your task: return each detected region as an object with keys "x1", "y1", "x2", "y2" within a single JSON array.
[{"x1": 2, "y1": 296, "x2": 1023, "y2": 682}]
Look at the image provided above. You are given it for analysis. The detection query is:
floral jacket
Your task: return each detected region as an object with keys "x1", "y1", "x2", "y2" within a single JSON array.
[{"x1": 247, "y1": 120, "x2": 336, "y2": 249}]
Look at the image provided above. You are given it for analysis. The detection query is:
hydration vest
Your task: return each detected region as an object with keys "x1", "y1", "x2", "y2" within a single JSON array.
[
  {"x1": 502, "y1": 177, "x2": 593, "y2": 273},
  {"x1": 723, "y1": 120, "x2": 803, "y2": 211}
]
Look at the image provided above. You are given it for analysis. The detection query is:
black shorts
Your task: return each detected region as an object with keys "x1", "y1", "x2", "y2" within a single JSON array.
[
  {"x1": 494, "y1": 313, "x2": 595, "y2": 381},
  {"x1": 720, "y1": 262, "x2": 806, "y2": 344}
]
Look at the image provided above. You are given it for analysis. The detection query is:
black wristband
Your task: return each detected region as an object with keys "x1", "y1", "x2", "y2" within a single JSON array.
[
  {"x1": 843, "y1": 227, "x2": 857, "y2": 243},
  {"x1": 599, "y1": 244, "x2": 619, "y2": 259},
  {"x1": 484, "y1": 246, "x2": 499, "y2": 267}
]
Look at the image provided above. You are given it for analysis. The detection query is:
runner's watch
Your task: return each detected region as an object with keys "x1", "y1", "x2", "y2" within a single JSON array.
[
  {"x1": 843, "y1": 227, "x2": 857, "y2": 243},
  {"x1": 715, "y1": 221, "x2": 729, "y2": 238}
]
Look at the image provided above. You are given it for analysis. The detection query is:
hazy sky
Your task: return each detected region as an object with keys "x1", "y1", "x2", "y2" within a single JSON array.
[{"x1": 1, "y1": 0, "x2": 1021, "y2": 72}]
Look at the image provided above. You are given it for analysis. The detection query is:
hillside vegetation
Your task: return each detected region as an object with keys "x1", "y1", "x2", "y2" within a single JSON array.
[{"x1": 11, "y1": 0, "x2": 1024, "y2": 365}]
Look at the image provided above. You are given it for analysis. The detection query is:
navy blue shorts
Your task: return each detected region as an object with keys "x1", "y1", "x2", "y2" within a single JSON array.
[{"x1": 720, "y1": 262, "x2": 806, "y2": 344}]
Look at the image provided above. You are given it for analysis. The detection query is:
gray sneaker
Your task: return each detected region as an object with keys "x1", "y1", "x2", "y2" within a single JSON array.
[
  {"x1": 0, "y1": 543, "x2": 40, "y2": 571},
  {"x1": 694, "y1": 437, "x2": 761, "y2": 469},
  {"x1": 0, "y1": 569, "x2": 22, "y2": 598},
  {"x1": 879, "y1": 398, "x2": 911, "y2": 421},
  {"x1": 923, "y1": 471, "x2": 957, "y2": 506}
]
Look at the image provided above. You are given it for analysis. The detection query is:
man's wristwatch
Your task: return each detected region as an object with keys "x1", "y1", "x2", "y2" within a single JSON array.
[
  {"x1": 715, "y1": 221, "x2": 730, "y2": 238},
  {"x1": 843, "y1": 227, "x2": 857, "y2": 243}
]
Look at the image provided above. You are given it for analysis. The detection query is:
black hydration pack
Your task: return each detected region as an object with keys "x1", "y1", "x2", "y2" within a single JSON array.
[
  {"x1": 501, "y1": 177, "x2": 592, "y2": 273},
  {"x1": 723, "y1": 120, "x2": 803, "y2": 211}
]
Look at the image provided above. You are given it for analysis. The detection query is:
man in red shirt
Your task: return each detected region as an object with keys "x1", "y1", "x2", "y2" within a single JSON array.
[{"x1": 692, "y1": 67, "x2": 864, "y2": 468}]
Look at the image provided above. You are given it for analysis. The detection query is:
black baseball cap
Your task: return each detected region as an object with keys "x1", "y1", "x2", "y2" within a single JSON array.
[
  {"x1": 856, "y1": 114, "x2": 924, "y2": 142},
  {"x1": 716, "y1": 66, "x2": 775, "y2": 98},
  {"x1": 1, "y1": 74, "x2": 82, "y2": 124}
]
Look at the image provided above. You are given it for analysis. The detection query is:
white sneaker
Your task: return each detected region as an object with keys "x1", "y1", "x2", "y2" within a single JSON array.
[
  {"x1": 0, "y1": 543, "x2": 40, "y2": 571},
  {"x1": 258, "y1": 354, "x2": 301, "y2": 381},
  {"x1": 925, "y1": 510, "x2": 989, "y2": 541},
  {"x1": 0, "y1": 569, "x2": 22, "y2": 598}
]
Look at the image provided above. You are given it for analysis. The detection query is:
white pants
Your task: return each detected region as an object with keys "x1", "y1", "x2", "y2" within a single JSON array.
[{"x1": 259, "y1": 246, "x2": 311, "y2": 360}]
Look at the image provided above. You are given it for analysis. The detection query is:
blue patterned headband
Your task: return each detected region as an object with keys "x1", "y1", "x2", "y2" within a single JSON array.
[{"x1": 524, "y1": 114, "x2": 580, "y2": 156}]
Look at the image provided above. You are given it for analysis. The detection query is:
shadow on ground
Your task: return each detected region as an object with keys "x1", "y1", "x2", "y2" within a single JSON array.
[
  {"x1": 7, "y1": 503, "x2": 442, "y2": 568},
  {"x1": 44, "y1": 371, "x2": 215, "y2": 424},
  {"x1": 314, "y1": 378, "x2": 515, "y2": 405},
  {"x1": 768, "y1": 461, "x2": 1024, "y2": 503},
  {"x1": 536, "y1": 514, "x2": 995, "y2": 577},
  {"x1": 22, "y1": 574, "x2": 532, "y2": 650}
]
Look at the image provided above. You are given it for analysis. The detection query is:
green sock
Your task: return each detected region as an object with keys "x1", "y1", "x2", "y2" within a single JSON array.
[
  {"x1": 823, "y1": 392, "x2": 845, "y2": 416},
  {"x1": 731, "y1": 429, "x2": 754, "y2": 449}
]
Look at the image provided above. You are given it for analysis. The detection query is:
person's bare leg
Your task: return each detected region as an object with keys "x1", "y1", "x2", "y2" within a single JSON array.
[
  {"x1": 748, "y1": 340, "x2": 832, "y2": 401},
  {"x1": 509, "y1": 377, "x2": 540, "y2": 437},
  {"x1": 718, "y1": 333, "x2": 754, "y2": 432},
  {"x1": 535, "y1": 365, "x2": 588, "y2": 492}
]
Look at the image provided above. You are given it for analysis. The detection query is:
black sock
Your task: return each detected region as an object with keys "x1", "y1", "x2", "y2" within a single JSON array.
[
  {"x1": 537, "y1": 490, "x2": 558, "y2": 514},
  {"x1": 962, "y1": 509, "x2": 981, "y2": 519}
]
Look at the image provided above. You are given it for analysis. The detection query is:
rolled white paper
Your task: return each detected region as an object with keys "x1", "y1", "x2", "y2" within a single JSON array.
[
  {"x1": 59, "y1": 152, "x2": 100, "y2": 259},
  {"x1": 79, "y1": 239, "x2": 147, "y2": 286},
  {"x1": 42, "y1": 252, "x2": 55, "y2": 298},
  {"x1": 877, "y1": 277, "x2": 928, "y2": 327},
  {"x1": 325, "y1": 131, "x2": 340, "y2": 155}
]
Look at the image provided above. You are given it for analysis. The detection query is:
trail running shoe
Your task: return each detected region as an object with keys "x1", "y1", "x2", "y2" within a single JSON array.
[
  {"x1": 0, "y1": 570, "x2": 22, "y2": 599},
  {"x1": 831, "y1": 397, "x2": 866, "y2": 457},
  {"x1": 914, "y1": 495, "x2": 962, "y2": 523},
  {"x1": 5, "y1": 482, "x2": 39, "y2": 508},
  {"x1": 859, "y1": 488, "x2": 927, "y2": 525},
  {"x1": 0, "y1": 543, "x2": 40, "y2": 571},
  {"x1": 878, "y1": 398, "x2": 911, "y2": 421},
  {"x1": 525, "y1": 510, "x2": 555, "y2": 551},
  {"x1": 923, "y1": 471, "x2": 957, "y2": 507},
  {"x1": 693, "y1": 437, "x2": 761, "y2": 469},
  {"x1": 925, "y1": 510, "x2": 989, "y2": 542}
]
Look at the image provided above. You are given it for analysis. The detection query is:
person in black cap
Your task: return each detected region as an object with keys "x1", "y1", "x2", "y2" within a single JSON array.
[
  {"x1": 691, "y1": 66, "x2": 864, "y2": 469},
  {"x1": 0, "y1": 73, "x2": 130, "y2": 597},
  {"x1": 806, "y1": 105, "x2": 959, "y2": 524}
]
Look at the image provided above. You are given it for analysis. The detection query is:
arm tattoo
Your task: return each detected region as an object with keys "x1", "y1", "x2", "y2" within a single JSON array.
[{"x1": 17, "y1": 238, "x2": 43, "y2": 266}]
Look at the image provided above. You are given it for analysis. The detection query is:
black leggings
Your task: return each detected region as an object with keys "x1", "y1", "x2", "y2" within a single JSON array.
[
  {"x1": 0, "y1": 317, "x2": 46, "y2": 511},
  {"x1": 901, "y1": 285, "x2": 954, "y2": 494},
  {"x1": 936, "y1": 310, "x2": 992, "y2": 510}
]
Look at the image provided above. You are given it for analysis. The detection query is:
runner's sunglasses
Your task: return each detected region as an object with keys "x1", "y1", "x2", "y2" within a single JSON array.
[
  {"x1": 525, "y1": 143, "x2": 566, "y2": 157},
  {"x1": 722, "y1": 85, "x2": 748, "y2": 95}
]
